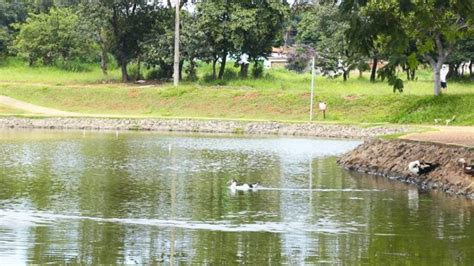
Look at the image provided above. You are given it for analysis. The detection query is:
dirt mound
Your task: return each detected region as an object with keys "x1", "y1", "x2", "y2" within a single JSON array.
[{"x1": 338, "y1": 139, "x2": 474, "y2": 199}]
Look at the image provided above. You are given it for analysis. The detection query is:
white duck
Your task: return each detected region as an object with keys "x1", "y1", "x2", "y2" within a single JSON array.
[{"x1": 228, "y1": 179, "x2": 259, "y2": 191}]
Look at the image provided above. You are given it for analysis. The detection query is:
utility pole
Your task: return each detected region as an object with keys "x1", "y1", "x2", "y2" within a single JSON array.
[
  {"x1": 173, "y1": 0, "x2": 180, "y2": 86},
  {"x1": 309, "y1": 56, "x2": 315, "y2": 121}
]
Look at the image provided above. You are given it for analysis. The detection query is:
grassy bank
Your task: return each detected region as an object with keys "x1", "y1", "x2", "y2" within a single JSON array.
[
  {"x1": 0, "y1": 58, "x2": 473, "y2": 125},
  {"x1": 0, "y1": 104, "x2": 25, "y2": 115}
]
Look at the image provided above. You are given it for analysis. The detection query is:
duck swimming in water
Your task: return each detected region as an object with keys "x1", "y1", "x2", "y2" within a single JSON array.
[
  {"x1": 408, "y1": 160, "x2": 439, "y2": 175},
  {"x1": 458, "y1": 158, "x2": 474, "y2": 176},
  {"x1": 228, "y1": 179, "x2": 259, "y2": 191}
]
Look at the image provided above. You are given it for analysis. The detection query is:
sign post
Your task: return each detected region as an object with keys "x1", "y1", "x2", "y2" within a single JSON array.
[{"x1": 309, "y1": 57, "x2": 315, "y2": 121}]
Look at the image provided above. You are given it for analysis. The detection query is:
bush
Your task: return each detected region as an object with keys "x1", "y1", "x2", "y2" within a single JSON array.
[
  {"x1": 185, "y1": 62, "x2": 198, "y2": 81},
  {"x1": 55, "y1": 59, "x2": 92, "y2": 72},
  {"x1": 223, "y1": 68, "x2": 238, "y2": 80},
  {"x1": 145, "y1": 67, "x2": 160, "y2": 80},
  {"x1": 252, "y1": 61, "x2": 264, "y2": 78},
  {"x1": 128, "y1": 63, "x2": 144, "y2": 80}
]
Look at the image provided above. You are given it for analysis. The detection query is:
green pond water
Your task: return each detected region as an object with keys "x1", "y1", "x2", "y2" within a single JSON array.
[{"x1": 0, "y1": 129, "x2": 473, "y2": 264}]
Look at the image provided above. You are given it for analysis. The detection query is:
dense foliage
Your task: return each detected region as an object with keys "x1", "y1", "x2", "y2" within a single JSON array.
[
  {"x1": 13, "y1": 8, "x2": 95, "y2": 67},
  {"x1": 0, "y1": 0, "x2": 472, "y2": 95}
]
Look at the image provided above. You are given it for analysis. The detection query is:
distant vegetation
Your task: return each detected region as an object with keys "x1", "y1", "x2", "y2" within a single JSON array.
[{"x1": 0, "y1": 1, "x2": 472, "y2": 94}]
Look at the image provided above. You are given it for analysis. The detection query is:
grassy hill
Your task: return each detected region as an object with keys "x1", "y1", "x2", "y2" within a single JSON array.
[{"x1": 0, "y1": 58, "x2": 472, "y2": 125}]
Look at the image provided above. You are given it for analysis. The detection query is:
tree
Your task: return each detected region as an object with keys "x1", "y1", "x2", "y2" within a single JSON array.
[
  {"x1": 410, "y1": 1, "x2": 473, "y2": 95},
  {"x1": 230, "y1": 1, "x2": 288, "y2": 77},
  {"x1": 141, "y1": 7, "x2": 175, "y2": 79},
  {"x1": 297, "y1": 3, "x2": 363, "y2": 81},
  {"x1": 78, "y1": 3, "x2": 113, "y2": 75},
  {"x1": 84, "y1": 0, "x2": 153, "y2": 82},
  {"x1": 195, "y1": 1, "x2": 233, "y2": 79},
  {"x1": 13, "y1": 7, "x2": 95, "y2": 66},
  {"x1": 140, "y1": 3, "x2": 206, "y2": 80},
  {"x1": 0, "y1": 1, "x2": 27, "y2": 57},
  {"x1": 342, "y1": 0, "x2": 474, "y2": 95},
  {"x1": 195, "y1": 0, "x2": 288, "y2": 79},
  {"x1": 445, "y1": 36, "x2": 474, "y2": 79}
]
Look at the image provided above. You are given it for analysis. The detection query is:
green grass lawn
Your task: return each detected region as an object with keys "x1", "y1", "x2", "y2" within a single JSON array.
[
  {"x1": 0, "y1": 57, "x2": 473, "y2": 125},
  {"x1": 0, "y1": 57, "x2": 121, "y2": 84}
]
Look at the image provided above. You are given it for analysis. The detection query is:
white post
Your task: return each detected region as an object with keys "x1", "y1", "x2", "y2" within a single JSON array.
[
  {"x1": 173, "y1": 0, "x2": 180, "y2": 87},
  {"x1": 309, "y1": 57, "x2": 315, "y2": 121}
]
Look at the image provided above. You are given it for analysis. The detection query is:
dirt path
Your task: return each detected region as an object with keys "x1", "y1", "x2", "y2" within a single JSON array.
[
  {"x1": 401, "y1": 126, "x2": 474, "y2": 147},
  {"x1": 0, "y1": 95, "x2": 79, "y2": 116}
]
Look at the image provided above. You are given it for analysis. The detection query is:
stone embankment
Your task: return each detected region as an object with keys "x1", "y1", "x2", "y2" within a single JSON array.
[
  {"x1": 0, "y1": 117, "x2": 411, "y2": 139},
  {"x1": 338, "y1": 139, "x2": 474, "y2": 199}
]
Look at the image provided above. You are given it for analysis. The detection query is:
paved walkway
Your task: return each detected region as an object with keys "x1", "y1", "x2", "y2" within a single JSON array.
[
  {"x1": 401, "y1": 126, "x2": 474, "y2": 147},
  {"x1": 0, "y1": 95, "x2": 79, "y2": 116}
]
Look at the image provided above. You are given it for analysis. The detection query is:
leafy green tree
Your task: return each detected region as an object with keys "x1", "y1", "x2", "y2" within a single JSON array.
[
  {"x1": 195, "y1": 0, "x2": 233, "y2": 79},
  {"x1": 13, "y1": 7, "x2": 95, "y2": 66},
  {"x1": 195, "y1": 0, "x2": 288, "y2": 79},
  {"x1": 230, "y1": 1, "x2": 288, "y2": 77},
  {"x1": 446, "y1": 36, "x2": 474, "y2": 78},
  {"x1": 81, "y1": 0, "x2": 153, "y2": 82},
  {"x1": 78, "y1": 2, "x2": 112, "y2": 75},
  {"x1": 297, "y1": 4, "x2": 363, "y2": 81},
  {"x1": 0, "y1": 1, "x2": 28, "y2": 57},
  {"x1": 19, "y1": 0, "x2": 81, "y2": 13},
  {"x1": 141, "y1": 7, "x2": 175, "y2": 79},
  {"x1": 342, "y1": 0, "x2": 473, "y2": 95}
]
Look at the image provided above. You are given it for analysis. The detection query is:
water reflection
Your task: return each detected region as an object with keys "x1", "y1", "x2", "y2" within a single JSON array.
[{"x1": 0, "y1": 129, "x2": 473, "y2": 264}]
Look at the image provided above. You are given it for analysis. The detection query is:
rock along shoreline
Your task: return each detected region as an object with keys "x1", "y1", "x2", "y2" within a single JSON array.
[
  {"x1": 0, "y1": 117, "x2": 411, "y2": 139},
  {"x1": 338, "y1": 139, "x2": 474, "y2": 199}
]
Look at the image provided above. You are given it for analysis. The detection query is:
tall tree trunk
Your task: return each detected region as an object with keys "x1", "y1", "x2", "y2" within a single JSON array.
[
  {"x1": 343, "y1": 70, "x2": 348, "y2": 81},
  {"x1": 121, "y1": 61, "x2": 129, "y2": 82},
  {"x1": 432, "y1": 62, "x2": 442, "y2": 96},
  {"x1": 284, "y1": 29, "x2": 290, "y2": 48},
  {"x1": 212, "y1": 58, "x2": 217, "y2": 80},
  {"x1": 100, "y1": 47, "x2": 108, "y2": 75},
  {"x1": 179, "y1": 60, "x2": 184, "y2": 80},
  {"x1": 425, "y1": 33, "x2": 452, "y2": 96},
  {"x1": 218, "y1": 52, "x2": 227, "y2": 79},
  {"x1": 240, "y1": 64, "x2": 249, "y2": 78},
  {"x1": 137, "y1": 56, "x2": 141, "y2": 80},
  {"x1": 370, "y1": 57, "x2": 378, "y2": 82},
  {"x1": 470, "y1": 60, "x2": 473, "y2": 78}
]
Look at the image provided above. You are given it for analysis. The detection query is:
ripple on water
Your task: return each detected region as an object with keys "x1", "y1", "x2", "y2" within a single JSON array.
[{"x1": 0, "y1": 209, "x2": 360, "y2": 234}]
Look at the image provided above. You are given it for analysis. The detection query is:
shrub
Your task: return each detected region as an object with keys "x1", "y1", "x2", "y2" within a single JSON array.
[
  {"x1": 252, "y1": 61, "x2": 264, "y2": 78},
  {"x1": 128, "y1": 63, "x2": 144, "y2": 80},
  {"x1": 145, "y1": 67, "x2": 160, "y2": 80}
]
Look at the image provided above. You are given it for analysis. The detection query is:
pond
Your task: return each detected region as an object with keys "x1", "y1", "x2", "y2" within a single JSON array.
[{"x1": 0, "y1": 129, "x2": 473, "y2": 264}]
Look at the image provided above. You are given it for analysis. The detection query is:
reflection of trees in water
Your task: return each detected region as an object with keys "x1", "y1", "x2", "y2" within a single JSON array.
[{"x1": 1, "y1": 132, "x2": 474, "y2": 264}]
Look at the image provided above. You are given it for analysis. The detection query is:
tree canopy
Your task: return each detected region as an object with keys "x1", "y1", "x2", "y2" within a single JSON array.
[{"x1": 2, "y1": 0, "x2": 473, "y2": 95}]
